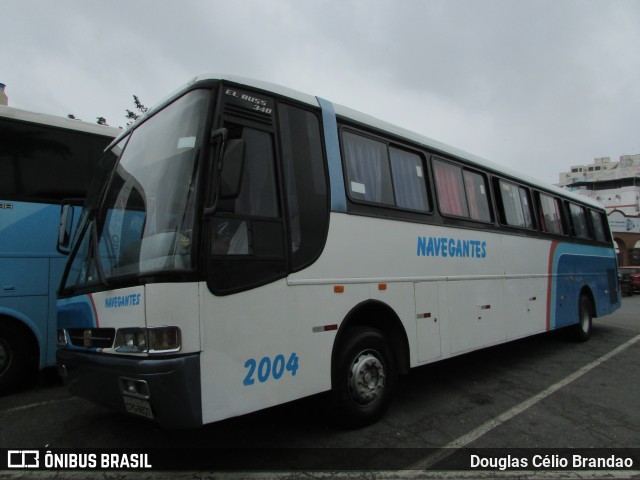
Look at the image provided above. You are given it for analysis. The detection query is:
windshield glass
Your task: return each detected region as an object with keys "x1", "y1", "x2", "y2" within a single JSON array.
[{"x1": 62, "y1": 89, "x2": 210, "y2": 291}]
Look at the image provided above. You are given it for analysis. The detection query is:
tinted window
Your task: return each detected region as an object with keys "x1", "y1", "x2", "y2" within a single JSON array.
[
  {"x1": 233, "y1": 128, "x2": 279, "y2": 218},
  {"x1": 497, "y1": 180, "x2": 534, "y2": 229},
  {"x1": 279, "y1": 104, "x2": 329, "y2": 270},
  {"x1": 208, "y1": 117, "x2": 287, "y2": 295},
  {"x1": 0, "y1": 118, "x2": 114, "y2": 203},
  {"x1": 589, "y1": 209, "x2": 608, "y2": 243},
  {"x1": 538, "y1": 193, "x2": 565, "y2": 235},
  {"x1": 569, "y1": 203, "x2": 590, "y2": 239},
  {"x1": 212, "y1": 125, "x2": 281, "y2": 256}
]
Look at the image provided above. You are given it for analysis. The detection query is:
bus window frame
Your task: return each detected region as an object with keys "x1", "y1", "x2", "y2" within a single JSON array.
[
  {"x1": 339, "y1": 125, "x2": 434, "y2": 218},
  {"x1": 566, "y1": 201, "x2": 593, "y2": 241},
  {"x1": 493, "y1": 177, "x2": 537, "y2": 232},
  {"x1": 534, "y1": 190, "x2": 569, "y2": 238},
  {"x1": 588, "y1": 208, "x2": 609, "y2": 244},
  {"x1": 431, "y1": 155, "x2": 495, "y2": 225}
]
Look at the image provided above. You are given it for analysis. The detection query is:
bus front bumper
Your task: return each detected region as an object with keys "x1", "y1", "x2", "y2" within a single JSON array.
[{"x1": 57, "y1": 349, "x2": 202, "y2": 429}]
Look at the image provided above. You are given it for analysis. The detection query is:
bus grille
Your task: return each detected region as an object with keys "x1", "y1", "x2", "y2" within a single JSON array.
[{"x1": 67, "y1": 328, "x2": 116, "y2": 348}]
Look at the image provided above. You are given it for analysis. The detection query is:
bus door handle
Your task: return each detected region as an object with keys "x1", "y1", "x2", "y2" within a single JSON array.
[{"x1": 3, "y1": 285, "x2": 16, "y2": 291}]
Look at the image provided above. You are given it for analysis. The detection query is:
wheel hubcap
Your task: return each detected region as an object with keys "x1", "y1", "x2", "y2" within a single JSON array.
[{"x1": 348, "y1": 350, "x2": 385, "y2": 405}]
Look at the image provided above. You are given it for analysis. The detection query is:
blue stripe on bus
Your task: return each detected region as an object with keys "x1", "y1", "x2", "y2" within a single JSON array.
[
  {"x1": 547, "y1": 242, "x2": 618, "y2": 330},
  {"x1": 316, "y1": 97, "x2": 347, "y2": 213}
]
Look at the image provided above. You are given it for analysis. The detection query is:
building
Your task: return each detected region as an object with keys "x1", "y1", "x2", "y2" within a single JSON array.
[{"x1": 559, "y1": 155, "x2": 640, "y2": 266}]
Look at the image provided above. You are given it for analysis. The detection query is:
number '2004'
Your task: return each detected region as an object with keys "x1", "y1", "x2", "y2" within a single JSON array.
[{"x1": 243, "y1": 353, "x2": 299, "y2": 386}]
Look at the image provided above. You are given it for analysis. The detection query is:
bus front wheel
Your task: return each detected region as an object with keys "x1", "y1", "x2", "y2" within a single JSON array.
[{"x1": 331, "y1": 327, "x2": 397, "y2": 428}]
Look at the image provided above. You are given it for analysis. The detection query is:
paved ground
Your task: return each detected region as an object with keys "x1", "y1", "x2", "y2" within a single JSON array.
[{"x1": 0, "y1": 295, "x2": 638, "y2": 479}]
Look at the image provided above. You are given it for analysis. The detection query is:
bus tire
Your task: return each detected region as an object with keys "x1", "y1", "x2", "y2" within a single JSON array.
[
  {"x1": 571, "y1": 295, "x2": 593, "y2": 342},
  {"x1": 0, "y1": 323, "x2": 34, "y2": 395},
  {"x1": 331, "y1": 327, "x2": 397, "y2": 428}
]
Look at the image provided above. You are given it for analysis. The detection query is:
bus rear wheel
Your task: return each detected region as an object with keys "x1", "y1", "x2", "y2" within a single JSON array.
[
  {"x1": 331, "y1": 327, "x2": 397, "y2": 428},
  {"x1": 571, "y1": 295, "x2": 593, "y2": 342}
]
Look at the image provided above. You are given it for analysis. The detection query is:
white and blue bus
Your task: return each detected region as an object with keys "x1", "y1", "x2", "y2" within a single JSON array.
[
  {"x1": 0, "y1": 106, "x2": 118, "y2": 393},
  {"x1": 56, "y1": 75, "x2": 619, "y2": 428}
]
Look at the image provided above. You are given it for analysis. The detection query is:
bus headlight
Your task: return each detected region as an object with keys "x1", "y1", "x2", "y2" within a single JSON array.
[
  {"x1": 114, "y1": 327, "x2": 181, "y2": 354},
  {"x1": 149, "y1": 327, "x2": 181, "y2": 353},
  {"x1": 115, "y1": 329, "x2": 148, "y2": 353}
]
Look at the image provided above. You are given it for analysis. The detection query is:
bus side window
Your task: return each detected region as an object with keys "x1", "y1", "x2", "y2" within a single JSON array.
[
  {"x1": 432, "y1": 158, "x2": 492, "y2": 223},
  {"x1": 568, "y1": 203, "x2": 590, "y2": 239},
  {"x1": 537, "y1": 192, "x2": 566, "y2": 235},
  {"x1": 496, "y1": 179, "x2": 535, "y2": 229},
  {"x1": 389, "y1": 147, "x2": 430, "y2": 212},
  {"x1": 432, "y1": 158, "x2": 469, "y2": 218},
  {"x1": 463, "y1": 170, "x2": 491, "y2": 222},
  {"x1": 342, "y1": 131, "x2": 394, "y2": 205},
  {"x1": 589, "y1": 209, "x2": 608, "y2": 243}
]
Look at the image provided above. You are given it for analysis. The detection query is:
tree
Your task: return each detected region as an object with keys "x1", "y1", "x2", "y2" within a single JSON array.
[
  {"x1": 125, "y1": 95, "x2": 148, "y2": 127},
  {"x1": 67, "y1": 95, "x2": 148, "y2": 128}
]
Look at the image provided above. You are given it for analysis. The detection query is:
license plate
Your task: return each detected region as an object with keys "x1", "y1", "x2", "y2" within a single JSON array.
[{"x1": 123, "y1": 396, "x2": 154, "y2": 419}]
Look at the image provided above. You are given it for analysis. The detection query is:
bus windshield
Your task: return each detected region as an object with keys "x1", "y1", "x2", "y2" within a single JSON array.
[{"x1": 62, "y1": 89, "x2": 210, "y2": 291}]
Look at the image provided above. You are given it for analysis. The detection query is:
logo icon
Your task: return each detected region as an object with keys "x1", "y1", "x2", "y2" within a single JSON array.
[{"x1": 8, "y1": 450, "x2": 39, "y2": 468}]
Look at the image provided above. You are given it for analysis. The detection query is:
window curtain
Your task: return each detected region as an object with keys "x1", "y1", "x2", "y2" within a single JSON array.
[
  {"x1": 343, "y1": 132, "x2": 392, "y2": 204},
  {"x1": 389, "y1": 148, "x2": 428, "y2": 211},
  {"x1": 463, "y1": 171, "x2": 490, "y2": 222},
  {"x1": 433, "y1": 160, "x2": 468, "y2": 217}
]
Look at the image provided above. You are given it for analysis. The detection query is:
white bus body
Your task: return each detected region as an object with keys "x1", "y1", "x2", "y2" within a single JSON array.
[{"x1": 56, "y1": 76, "x2": 619, "y2": 428}]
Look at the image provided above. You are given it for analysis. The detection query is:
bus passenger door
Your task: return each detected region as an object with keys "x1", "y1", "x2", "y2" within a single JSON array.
[{"x1": 415, "y1": 282, "x2": 441, "y2": 362}]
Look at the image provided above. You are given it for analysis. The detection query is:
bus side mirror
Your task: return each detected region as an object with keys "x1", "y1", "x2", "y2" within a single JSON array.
[
  {"x1": 57, "y1": 203, "x2": 74, "y2": 254},
  {"x1": 220, "y1": 139, "x2": 245, "y2": 199}
]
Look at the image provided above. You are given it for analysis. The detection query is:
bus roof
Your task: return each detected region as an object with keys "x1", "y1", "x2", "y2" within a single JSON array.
[
  {"x1": 147, "y1": 74, "x2": 604, "y2": 210},
  {"x1": 0, "y1": 105, "x2": 121, "y2": 138}
]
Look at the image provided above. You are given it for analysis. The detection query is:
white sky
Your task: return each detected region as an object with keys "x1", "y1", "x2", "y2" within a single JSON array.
[{"x1": 3, "y1": 0, "x2": 639, "y2": 184}]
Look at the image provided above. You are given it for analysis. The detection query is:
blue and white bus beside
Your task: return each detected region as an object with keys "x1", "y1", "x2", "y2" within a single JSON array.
[
  {"x1": 0, "y1": 105, "x2": 118, "y2": 393},
  {"x1": 56, "y1": 75, "x2": 619, "y2": 428}
]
